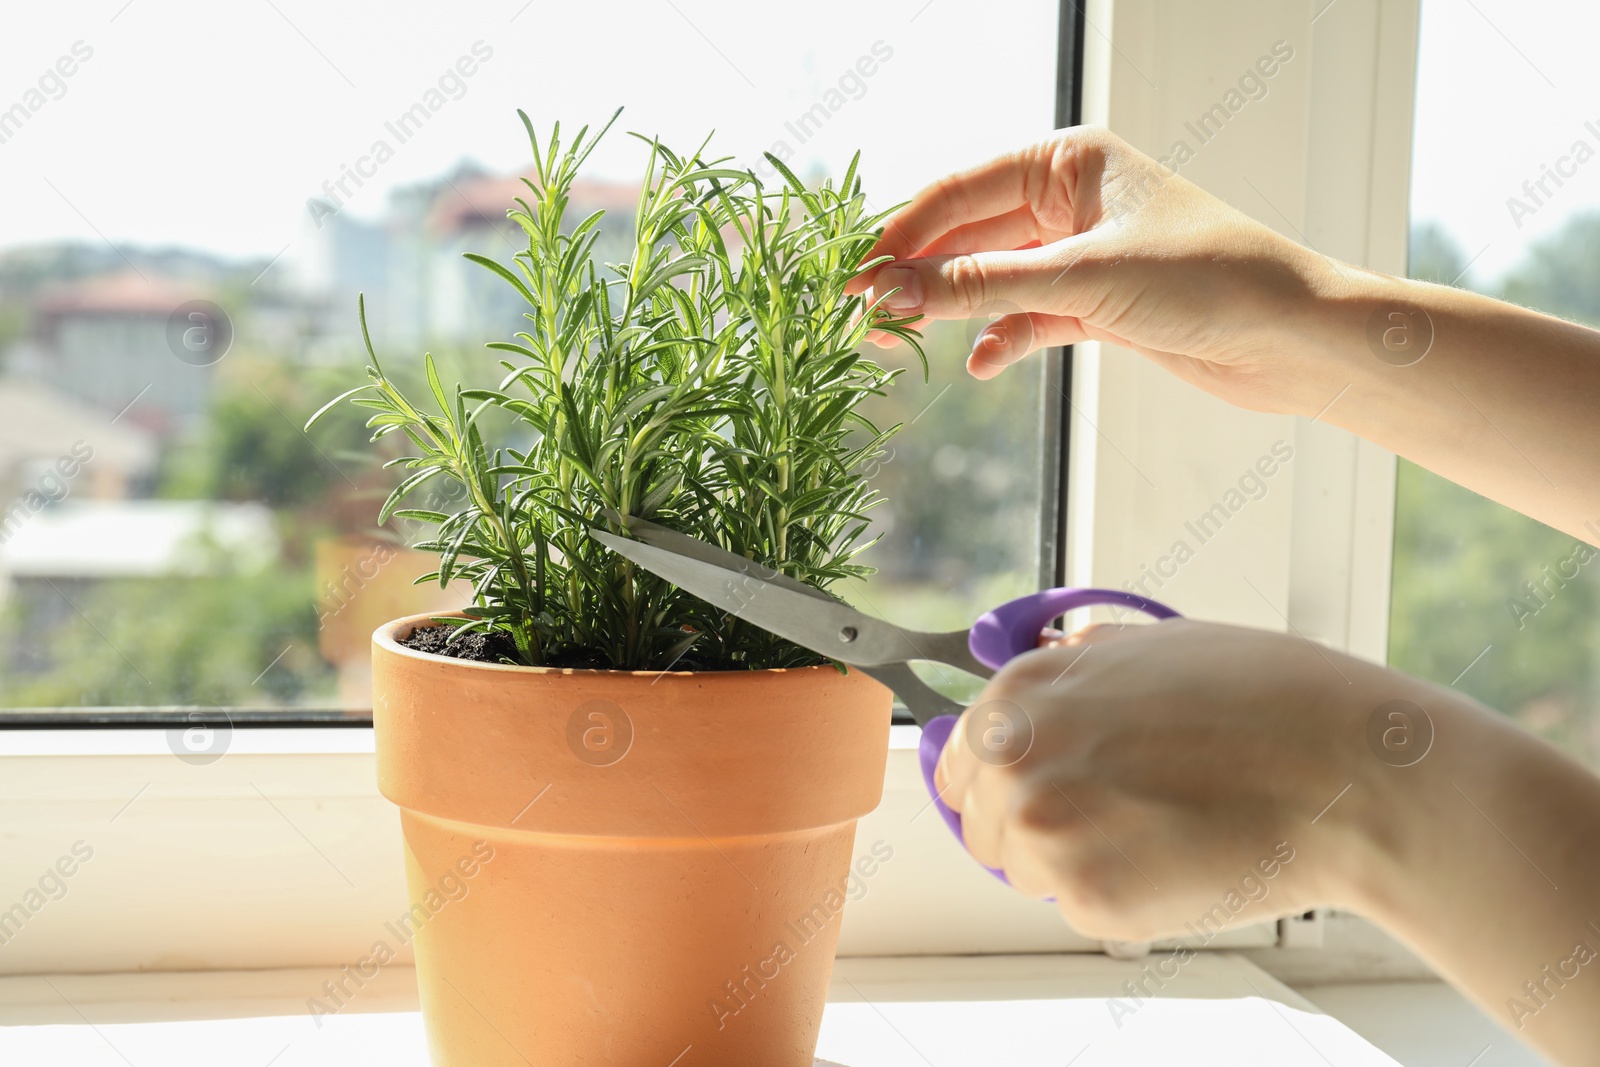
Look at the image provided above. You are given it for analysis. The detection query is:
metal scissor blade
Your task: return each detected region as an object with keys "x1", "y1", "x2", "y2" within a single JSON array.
[
  {"x1": 603, "y1": 511, "x2": 836, "y2": 604},
  {"x1": 855, "y1": 662, "x2": 964, "y2": 726},
  {"x1": 590, "y1": 528, "x2": 936, "y2": 668}
]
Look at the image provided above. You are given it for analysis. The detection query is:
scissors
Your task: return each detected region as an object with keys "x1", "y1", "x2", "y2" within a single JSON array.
[{"x1": 591, "y1": 517, "x2": 1180, "y2": 888}]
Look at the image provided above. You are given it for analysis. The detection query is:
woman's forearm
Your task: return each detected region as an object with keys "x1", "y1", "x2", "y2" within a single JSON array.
[
  {"x1": 1303, "y1": 266, "x2": 1600, "y2": 542},
  {"x1": 1353, "y1": 685, "x2": 1600, "y2": 1065}
]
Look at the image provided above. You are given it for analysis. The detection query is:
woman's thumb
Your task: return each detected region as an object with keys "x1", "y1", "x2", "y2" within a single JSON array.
[{"x1": 867, "y1": 238, "x2": 1103, "y2": 323}]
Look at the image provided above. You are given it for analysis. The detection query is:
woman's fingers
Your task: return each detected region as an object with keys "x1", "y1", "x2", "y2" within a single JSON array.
[
  {"x1": 869, "y1": 153, "x2": 1037, "y2": 256},
  {"x1": 918, "y1": 205, "x2": 1043, "y2": 257},
  {"x1": 998, "y1": 806, "x2": 1065, "y2": 900},
  {"x1": 966, "y1": 311, "x2": 1138, "y2": 380},
  {"x1": 952, "y1": 762, "x2": 1008, "y2": 868},
  {"x1": 845, "y1": 149, "x2": 1054, "y2": 296},
  {"x1": 968, "y1": 312, "x2": 1091, "y2": 379},
  {"x1": 934, "y1": 704, "x2": 976, "y2": 799},
  {"x1": 865, "y1": 233, "x2": 1109, "y2": 326},
  {"x1": 934, "y1": 706, "x2": 1016, "y2": 870},
  {"x1": 849, "y1": 126, "x2": 1338, "y2": 417}
]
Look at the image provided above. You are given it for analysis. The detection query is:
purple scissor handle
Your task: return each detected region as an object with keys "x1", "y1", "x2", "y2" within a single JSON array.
[{"x1": 915, "y1": 588, "x2": 1180, "y2": 887}]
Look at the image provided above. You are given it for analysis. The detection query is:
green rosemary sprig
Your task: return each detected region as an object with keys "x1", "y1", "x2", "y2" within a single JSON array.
[{"x1": 308, "y1": 108, "x2": 924, "y2": 669}]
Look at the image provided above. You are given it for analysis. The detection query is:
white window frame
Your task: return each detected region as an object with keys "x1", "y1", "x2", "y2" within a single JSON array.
[{"x1": 0, "y1": 0, "x2": 1426, "y2": 986}]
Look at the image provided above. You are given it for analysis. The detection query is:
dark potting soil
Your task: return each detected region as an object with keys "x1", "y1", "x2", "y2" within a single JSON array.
[
  {"x1": 399, "y1": 625, "x2": 612, "y2": 669},
  {"x1": 399, "y1": 624, "x2": 518, "y2": 663},
  {"x1": 399, "y1": 625, "x2": 833, "y2": 672}
]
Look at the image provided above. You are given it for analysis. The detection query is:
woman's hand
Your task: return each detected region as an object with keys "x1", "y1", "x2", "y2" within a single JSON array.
[
  {"x1": 932, "y1": 619, "x2": 1405, "y2": 940},
  {"x1": 848, "y1": 126, "x2": 1345, "y2": 415}
]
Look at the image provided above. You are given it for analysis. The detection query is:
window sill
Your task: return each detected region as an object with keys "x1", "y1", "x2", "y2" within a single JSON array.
[
  {"x1": 0, "y1": 725, "x2": 929, "y2": 758},
  {"x1": 0, "y1": 954, "x2": 1404, "y2": 1065},
  {"x1": 0, "y1": 726, "x2": 376, "y2": 757}
]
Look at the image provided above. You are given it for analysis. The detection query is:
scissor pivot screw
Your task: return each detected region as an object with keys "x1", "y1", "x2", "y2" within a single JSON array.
[{"x1": 839, "y1": 626, "x2": 858, "y2": 643}]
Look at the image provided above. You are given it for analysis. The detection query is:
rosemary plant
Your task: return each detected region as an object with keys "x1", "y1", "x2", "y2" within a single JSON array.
[{"x1": 310, "y1": 110, "x2": 924, "y2": 670}]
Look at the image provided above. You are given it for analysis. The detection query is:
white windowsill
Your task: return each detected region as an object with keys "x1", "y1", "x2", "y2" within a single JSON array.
[
  {"x1": 0, "y1": 725, "x2": 929, "y2": 757},
  {"x1": 0, "y1": 954, "x2": 1406, "y2": 1066},
  {"x1": 0, "y1": 727, "x2": 378, "y2": 757}
]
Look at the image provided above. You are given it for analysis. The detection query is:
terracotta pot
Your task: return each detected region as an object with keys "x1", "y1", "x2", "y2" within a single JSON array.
[{"x1": 372, "y1": 613, "x2": 892, "y2": 1066}]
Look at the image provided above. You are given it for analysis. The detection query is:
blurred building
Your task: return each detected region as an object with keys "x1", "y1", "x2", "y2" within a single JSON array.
[
  {"x1": 0, "y1": 499, "x2": 276, "y2": 578},
  {"x1": 8, "y1": 272, "x2": 218, "y2": 436},
  {"x1": 0, "y1": 378, "x2": 157, "y2": 508},
  {"x1": 295, "y1": 164, "x2": 640, "y2": 356},
  {"x1": 0, "y1": 499, "x2": 278, "y2": 614}
]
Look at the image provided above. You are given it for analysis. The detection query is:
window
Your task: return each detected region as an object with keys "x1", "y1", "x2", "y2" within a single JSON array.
[
  {"x1": 0, "y1": 0, "x2": 1431, "y2": 989},
  {"x1": 0, "y1": 0, "x2": 1063, "y2": 722},
  {"x1": 1390, "y1": 0, "x2": 1600, "y2": 763}
]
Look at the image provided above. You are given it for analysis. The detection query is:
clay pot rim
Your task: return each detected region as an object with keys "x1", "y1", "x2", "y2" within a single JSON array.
[{"x1": 374, "y1": 611, "x2": 846, "y2": 682}]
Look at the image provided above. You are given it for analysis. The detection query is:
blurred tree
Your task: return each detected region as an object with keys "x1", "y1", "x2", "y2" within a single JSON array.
[
  {"x1": 0, "y1": 564, "x2": 329, "y2": 708},
  {"x1": 0, "y1": 335, "x2": 510, "y2": 708},
  {"x1": 159, "y1": 356, "x2": 372, "y2": 513},
  {"x1": 0, "y1": 349, "x2": 379, "y2": 708},
  {"x1": 850, "y1": 319, "x2": 1041, "y2": 619},
  {"x1": 1408, "y1": 221, "x2": 1472, "y2": 287},
  {"x1": 1499, "y1": 211, "x2": 1600, "y2": 327}
]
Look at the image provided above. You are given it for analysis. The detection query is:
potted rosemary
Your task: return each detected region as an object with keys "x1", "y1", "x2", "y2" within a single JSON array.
[{"x1": 311, "y1": 111, "x2": 922, "y2": 1066}]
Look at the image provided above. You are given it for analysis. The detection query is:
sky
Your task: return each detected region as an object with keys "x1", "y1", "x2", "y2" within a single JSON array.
[
  {"x1": 0, "y1": 0, "x2": 1594, "y2": 288},
  {"x1": 0, "y1": 0, "x2": 1056, "y2": 275},
  {"x1": 1410, "y1": 0, "x2": 1600, "y2": 283}
]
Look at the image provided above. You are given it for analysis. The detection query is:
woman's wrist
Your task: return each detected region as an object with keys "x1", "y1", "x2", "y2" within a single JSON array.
[
  {"x1": 1286, "y1": 662, "x2": 1429, "y2": 915},
  {"x1": 1247, "y1": 245, "x2": 1399, "y2": 420},
  {"x1": 1321, "y1": 674, "x2": 1579, "y2": 936},
  {"x1": 1274, "y1": 256, "x2": 1485, "y2": 442},
  {"x1": 1327, "y1": 680, "x2": 1464, "y2": 920},
  {"x1": 1294, "y1": 657, "x2": 1508, "y2": 924}
]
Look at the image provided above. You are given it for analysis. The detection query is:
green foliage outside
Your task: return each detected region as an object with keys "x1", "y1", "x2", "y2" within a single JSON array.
[
  {"x1": 0, "y1": 355, "x2": 363, "y2": 709},
  {"x1": 159, "y1": 360, "x2": 368, "y2": 512},
  {"x1": 846, "y1": 320, "x2": 1044, "y2": 611},
  {"x1": 2, "y1": 567, "x2": 329, "y2": 708}
]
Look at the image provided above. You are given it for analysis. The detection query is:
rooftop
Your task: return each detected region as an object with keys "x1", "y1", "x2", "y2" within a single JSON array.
[{"x1": 33, "y1": 271, "x2": 206, "y2": 318}]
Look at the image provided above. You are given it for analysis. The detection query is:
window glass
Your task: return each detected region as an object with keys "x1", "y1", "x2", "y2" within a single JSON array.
[
  {"x1": 0, "y1": 1, "x2": 1059, "y2": 712},
  {"x1": 1391, "y1": 0, "x2": 1600, "y2": 761}
]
